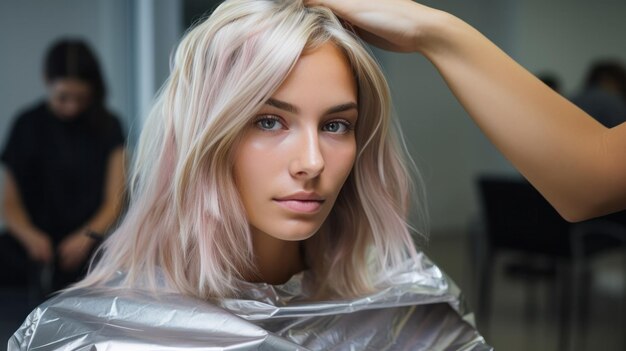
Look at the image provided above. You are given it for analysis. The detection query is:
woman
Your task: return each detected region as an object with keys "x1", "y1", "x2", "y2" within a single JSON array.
[
  {"x1": 1, "y1": 39, "x2": 126, "y2": 295},
  {"x1": 10, "y1": 2, "x2": 488, "y2": 350}
]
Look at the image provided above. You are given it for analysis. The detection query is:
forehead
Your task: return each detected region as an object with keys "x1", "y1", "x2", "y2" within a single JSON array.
[{"x1": 269, "y1": 42, "x2": 357, "y2": 109}]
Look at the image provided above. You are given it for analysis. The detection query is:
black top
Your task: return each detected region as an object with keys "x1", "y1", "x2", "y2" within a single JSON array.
[{"x1": 1, "y1": 101, "x2": 125, "y2": 244}]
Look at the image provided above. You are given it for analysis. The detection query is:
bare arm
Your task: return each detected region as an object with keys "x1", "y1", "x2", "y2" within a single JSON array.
[
  {"x1": 420, "y1": 12, "x2": 626, "y2": 222},
  {"x1": 82, "y1": 146, "x2": 127, "y2": 235},
  {"x1": 306, "y1": 0, "x2": 626, "y2": 222}
]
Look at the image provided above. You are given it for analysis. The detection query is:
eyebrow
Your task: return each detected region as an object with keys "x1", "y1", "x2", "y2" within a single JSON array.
[{"x1": 266, "y1": 98, "x2": 358, "y2": 115}]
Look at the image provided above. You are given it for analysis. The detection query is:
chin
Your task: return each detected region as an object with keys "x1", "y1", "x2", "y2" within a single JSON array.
[
  {"x1": 274, "y1": 230, "x2": 318, "y2": 242},
  {"x1": 267, "y1": 222, "x2": 322, "y2": 242}
]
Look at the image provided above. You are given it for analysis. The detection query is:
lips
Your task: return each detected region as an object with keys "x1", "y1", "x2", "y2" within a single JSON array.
[{"x1": 273, "y1": 192, "x2": 325, "y2": 214}]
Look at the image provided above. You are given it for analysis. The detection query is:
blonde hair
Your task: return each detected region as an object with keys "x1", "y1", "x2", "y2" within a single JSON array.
[{"x1": 73, "y1": 0, "x2": 426, "y2": 300}]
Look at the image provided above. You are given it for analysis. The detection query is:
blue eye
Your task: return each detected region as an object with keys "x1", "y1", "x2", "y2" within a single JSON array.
[
  {"x1": 255, "y1": 116, "x2": 284, "y2": 131},
  {"x1": 322, "y1": 120, "x2": 351, "y2": 134}
]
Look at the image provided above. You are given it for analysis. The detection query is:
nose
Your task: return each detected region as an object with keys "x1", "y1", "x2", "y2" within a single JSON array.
[{"x1": 289, "y1": 128, "x2": 325, "y2": 179}]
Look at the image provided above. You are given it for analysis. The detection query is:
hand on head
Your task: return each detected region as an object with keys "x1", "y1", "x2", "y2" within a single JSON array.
[{"x1": 304, "y1": 0, "x2": 437, "y2": 53}]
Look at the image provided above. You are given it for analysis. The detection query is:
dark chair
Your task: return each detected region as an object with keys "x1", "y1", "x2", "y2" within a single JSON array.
[
  {"x1": 569, "y1": 216, "x2": 626, "y2": 350},
  {"x1": 476, "y1": 175, "x2": 626, "y2": 351}
]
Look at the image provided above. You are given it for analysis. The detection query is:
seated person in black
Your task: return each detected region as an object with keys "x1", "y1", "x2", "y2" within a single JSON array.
[{"x1": 0, "y1": 39, "x2": 126, "y2": 296}]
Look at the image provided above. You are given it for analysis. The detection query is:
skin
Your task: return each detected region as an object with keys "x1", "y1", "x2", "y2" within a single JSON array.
[
  {"x1": 305, "y1": 0, "x2": 626, "y2": 222},
  {"x1": 233, "y1": 43, "x2": 358, "y2": 284},
  {"x1": 2, "y1": 79, "x2": 126, "y2": 272},
  {"x1": 47, "y1": 78, "x2": 94, "y2": 120}
]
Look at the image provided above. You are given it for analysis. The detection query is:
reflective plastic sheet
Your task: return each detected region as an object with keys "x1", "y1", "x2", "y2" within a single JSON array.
[{"x1": 9, "y1": 252, "x2": 492, "y2": 350}]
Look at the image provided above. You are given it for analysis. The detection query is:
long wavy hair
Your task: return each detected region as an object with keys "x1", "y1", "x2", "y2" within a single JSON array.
[{"x1": 72, "y1": 0, "x2": 426, "y2": 300}]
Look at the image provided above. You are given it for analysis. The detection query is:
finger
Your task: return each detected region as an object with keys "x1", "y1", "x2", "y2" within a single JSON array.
[
  {"x1": 304, "y1": 0, "x2": 413, "y2": 53},
  {"x1": 303, "y1": 0, "x2": 354, "y2": 19},
  {"x1": 303, "y1": 0, "x2": 328, "y2": 7}
]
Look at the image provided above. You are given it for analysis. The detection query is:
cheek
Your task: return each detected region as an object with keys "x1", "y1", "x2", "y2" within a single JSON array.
[
  {"x1": 233, "y1": 137, "x2": 278, "y2": 204},
  {"x1": 234, "y1": 146, "x2": 257, "y2": 201},
  {"x1": 324, "y1": 139, "x2": 357, "y2": 187}
]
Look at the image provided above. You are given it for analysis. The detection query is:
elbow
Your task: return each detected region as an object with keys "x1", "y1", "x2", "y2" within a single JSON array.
[
  {"x1": 554, "y1": 193, "x2": 623, "y2": 223},
  {"x1": 559, "y1": 210, "x2": 593, "y2": 224}
]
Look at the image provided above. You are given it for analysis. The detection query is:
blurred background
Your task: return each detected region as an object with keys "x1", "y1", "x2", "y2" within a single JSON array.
[{"x1": 1, "y1": 0, "x2": 626, "y2": 350}]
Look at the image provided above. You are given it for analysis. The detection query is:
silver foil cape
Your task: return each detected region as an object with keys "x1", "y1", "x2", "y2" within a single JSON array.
[{"x1": 9, "y1": 252, "x2": 492, "y2": 350}]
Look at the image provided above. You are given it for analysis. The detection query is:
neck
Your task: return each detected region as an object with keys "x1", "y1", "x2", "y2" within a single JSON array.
[{"x1": 247, "y1": 228, "x2": 306, "y2": 285}]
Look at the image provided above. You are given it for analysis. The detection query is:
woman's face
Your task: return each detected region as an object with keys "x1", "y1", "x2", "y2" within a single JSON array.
[
  {"x1": 234, "y1": 42, "x2": 358, "y2": 242},
  {"x1": 47, "y1": 78, "x2": 93, "y2": 120}
]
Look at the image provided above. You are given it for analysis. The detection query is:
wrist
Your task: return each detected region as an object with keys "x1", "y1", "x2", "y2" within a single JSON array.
[{"x1": 412, "y1": 8, "x2": 462, "y2": 58}]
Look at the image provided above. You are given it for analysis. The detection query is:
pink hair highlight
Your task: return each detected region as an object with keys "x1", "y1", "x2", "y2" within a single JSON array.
[{"x1": 70, "y1": 0, "x2": 427, "y2": 300}]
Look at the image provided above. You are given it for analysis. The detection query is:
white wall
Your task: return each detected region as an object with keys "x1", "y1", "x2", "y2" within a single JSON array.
[
  {"x1": 513, "y1": 0, "x2": 626, "y2": 94},
  {"x1": 134, "y1": 0, "x2": 184, "y2": 130}
]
